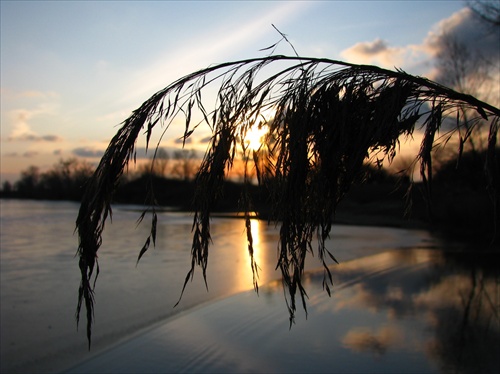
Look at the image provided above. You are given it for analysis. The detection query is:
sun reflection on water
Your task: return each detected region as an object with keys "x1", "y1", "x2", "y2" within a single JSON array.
[{"x1": 241, "y1": 217, "x2": 264, "y2": 291}]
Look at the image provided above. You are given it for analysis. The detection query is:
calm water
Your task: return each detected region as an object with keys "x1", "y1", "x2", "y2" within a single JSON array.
[{"x1": 1, "y1": 199, "x2": 499, "y2": 373}]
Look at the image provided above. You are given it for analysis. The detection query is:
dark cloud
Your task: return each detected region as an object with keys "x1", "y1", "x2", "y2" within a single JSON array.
[
  {"x1": 133, "y1": 147, "x2": 157, "y2": 160},
  {"x1": 121, "y1": 147, "x2": 171, "y2": 160},
  {"x1": 8, "y1": 134, "x2": 63, "y2": 142},
  {"x1": 174, "y1": 137, "x2": 192, "y2": 144},
  {"x1": 41, "y1": 135, "x2": 61, "y2": 142},
  {"x1": 23, "y1": 151, "x2": 38, "y2": 158},
  {"x1": 72, "y1": 145, "x2": 196, "y2": 161},
  {"x1": 72, "y1": 147, "x2": 105, "y2": 158}
]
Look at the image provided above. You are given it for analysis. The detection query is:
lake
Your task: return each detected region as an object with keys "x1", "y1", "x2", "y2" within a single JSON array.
[{"x1": 1, "y1": 199, "x2": 498, "y2": 373}]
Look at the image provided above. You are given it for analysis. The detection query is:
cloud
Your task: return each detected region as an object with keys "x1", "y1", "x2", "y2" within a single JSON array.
[
  {"x1": 72, "y1": 147, "x2": 105, "y2": 158},
  {"x1": 424, "y1": 8, "x2": 499, "y2": 61},
  {"x1": 6, "y1": 94, "x2": 64, "y2": 142},
  {"x1": 200, "y1": 136, "x2": 212, "y2": 144},
  {"x1": 22, "y1": 151, "x2": 39, "y2": 158},
  {"x1": 8, "y1": 133, "x2": 63, "y2": 142},
  {"x1": 422, "y1": 7, "x2": 500, "y2": 102},
  {"x1": 72, "y1": 146, "x2": 176, "y2": 160},
  {"x1": 7, "y1": 109, "x2": 34, "y2": 137},
  {"x1": 350, "y1": 38, "x2": 389, "y2": 55},
  {"x1": 120, "y1": 1, "x2": 311, "y2": 105},
  {"x1": 340, "y1": 38, "x2": 420, "y2": 68},
  {"x1": 340, "y1": 7, "x2": 499, "y2": 79},
  {"x1": 9, "y1": 133, "x2": 62, "y2": 142},
  {"x1": 1, "y1": 89, "x2": 59, "y2": 100},
  {"x1": 342, "y1": 326, "x2": 404, "y2": 356},
  {"x1": 174, "y1": 137, "x2": 192, "y2": 145}
]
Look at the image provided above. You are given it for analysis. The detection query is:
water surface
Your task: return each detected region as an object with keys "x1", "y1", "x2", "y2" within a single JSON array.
[
  {"x1": 66, "y1": 249, "x2": 500, "y2": 373},
  {"x1": 1, "y1": 199, "x2": 498, "y2": 373}
]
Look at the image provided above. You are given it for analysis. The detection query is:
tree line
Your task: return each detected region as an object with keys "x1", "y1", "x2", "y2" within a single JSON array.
[
  {"x1": 0, "y1": 149, "x2": 204, "y2": 201},
  {"x1": 2, "y1": 158, "x2": 94, "y2": 201},
  {"x1": 3, "y1": 146, "x2": 497, "y2": 244}
]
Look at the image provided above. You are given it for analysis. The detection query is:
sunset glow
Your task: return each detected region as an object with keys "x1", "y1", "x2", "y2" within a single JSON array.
[
  {"x1": 245, "y1": 125, "x2": 269, "y2": 151},
  {"x1": 2, "y1": 1, "x2": 490, "y2": 185}
]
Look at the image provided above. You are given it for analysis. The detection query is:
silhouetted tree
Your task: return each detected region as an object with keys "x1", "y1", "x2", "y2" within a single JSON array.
[
  {"x1": 435, "y1": 35, "x2": 497, "y2": 152},
  {"x1": 137, "y1": 148, "x2": 170, "y2": 177},
  {"x1": 14, "y1": 159, "x2": 94, "y2": 200},
  {"x1": 15, "y1": 166, "x2": 41, "y2": 198},
  {"x1": 434, "y1": 3, "x2": 499, "y2": 153},
  {"x1": 39, "y1": 158, "x2": 94, "y2": 200},
  {"x1": 153, "y1": 148, "x2": 170, "y2": 177},
  {"x1": 1, "y1": 181, "x2": 13, "y2": 194},
  {"x1": 170, "y1": 149, "x2": 199, "y2": 180},
  {"x1": 75, "y1": 55, "x2": 499, "y2": 347}
]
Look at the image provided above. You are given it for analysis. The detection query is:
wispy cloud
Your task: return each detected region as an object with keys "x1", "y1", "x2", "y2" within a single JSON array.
[
  {"x1": 119, "y1": 1, "x2": 311, "y2": 106},
  {"x1": 1, "y1": 89, "x2": 59, "y2": 100},
  {"x1": 4, "y1": 91, "x2": 64, "y2": 142}
]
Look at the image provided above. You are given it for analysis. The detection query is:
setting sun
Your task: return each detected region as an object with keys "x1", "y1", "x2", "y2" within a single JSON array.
[{"x1": 245, "y1": 125, "x2": 269, "y2": 151}]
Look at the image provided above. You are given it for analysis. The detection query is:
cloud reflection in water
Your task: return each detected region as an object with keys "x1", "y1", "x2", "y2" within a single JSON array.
[{"x1": 67, "y1": 248, "x2": 499, "y2": 373}]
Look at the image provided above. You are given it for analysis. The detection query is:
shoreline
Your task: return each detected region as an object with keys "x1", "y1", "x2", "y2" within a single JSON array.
[{"x1": 1, "y1": 196, "x2": 496, "y2": 247}]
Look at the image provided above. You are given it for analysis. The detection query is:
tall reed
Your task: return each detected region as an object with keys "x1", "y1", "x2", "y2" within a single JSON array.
[{"x1": 75, "y1": 55, "x2": 499, "y2": 347}]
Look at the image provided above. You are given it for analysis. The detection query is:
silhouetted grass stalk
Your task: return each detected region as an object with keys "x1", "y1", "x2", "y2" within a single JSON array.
[{"x1": 75, "y1": 55, "x2": 499, "y2": 347}]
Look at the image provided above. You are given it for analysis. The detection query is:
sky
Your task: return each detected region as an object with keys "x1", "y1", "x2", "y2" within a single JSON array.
[{"x1": 1, "y1": 0, "x2": 497, "y2": 184}]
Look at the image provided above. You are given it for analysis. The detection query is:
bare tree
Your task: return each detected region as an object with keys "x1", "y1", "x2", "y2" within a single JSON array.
[
  {"x1": 435, "y1": 35, "x2": 492, "y2": 97},
  {"x1": 15, "y1": 166, "x2": 40, "y2": 197},
  {"x1": 151, "y1": 148, "x2": 170, "y2": 177},
  {"x1": 75, "y1": 55, "x2": 500, "y2": 347},
  {"x1": 435, "y1": 34, "x2": 495, "y2": 152},
  {"x1": 170, "y1": 149, "x2": 198, "y2": 180},
  {"x1": 434, "y1": 3, "x2": 499, "y2": 153}
]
